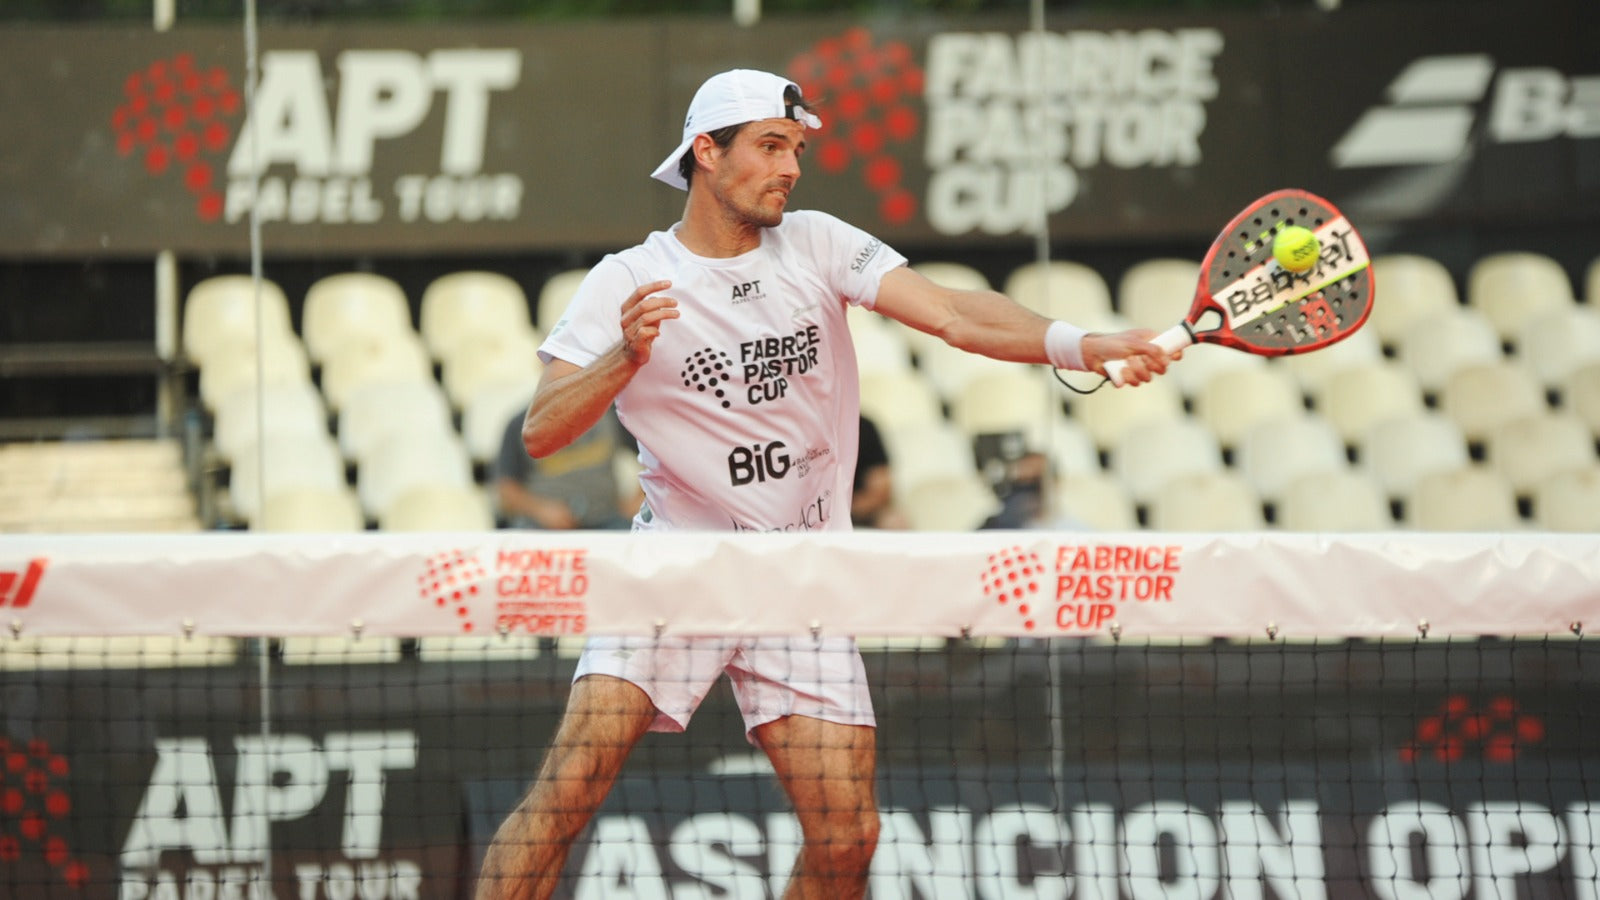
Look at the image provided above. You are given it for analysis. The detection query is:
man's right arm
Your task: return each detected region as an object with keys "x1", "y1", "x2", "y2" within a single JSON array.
[{"x1": 523, "y1": 280, "x2": 678, "y2": 458}]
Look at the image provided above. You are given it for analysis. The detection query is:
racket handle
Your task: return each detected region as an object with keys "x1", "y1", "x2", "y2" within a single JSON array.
[{"x1": 1104, "y1": 324, "x2": 1195, "y2": 387}]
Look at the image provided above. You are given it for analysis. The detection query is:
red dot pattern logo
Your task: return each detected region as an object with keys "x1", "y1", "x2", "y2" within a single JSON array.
[
  {"x1": 788, "y1": 28, "x2": 923, "y2": 226},
  {"x1": 982, "y1": 546, "x2": 1044, "y2": 631},
  {"x1": 417, "y1": 549, "x2": 485, "y2": 634},
  {"x1": 110, "y1": 54, "x2": 241, "y2": 222},
  {"x1": 0, "y1": 737, "x2": 87, "y2": 890},
  {"x1": 1400, "y1": 694, "x2": 1546, "y2": 764}
]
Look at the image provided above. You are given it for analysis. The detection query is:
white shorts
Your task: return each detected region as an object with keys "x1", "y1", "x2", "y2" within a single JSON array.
[{"x1": 572, "y1": 635, "x2": 876, "y2": 741}]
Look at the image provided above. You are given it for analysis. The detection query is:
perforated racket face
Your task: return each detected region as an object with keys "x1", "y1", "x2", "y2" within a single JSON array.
[{"x1": 1192, "y1": 189, "x2": 1375, "y2": 356}]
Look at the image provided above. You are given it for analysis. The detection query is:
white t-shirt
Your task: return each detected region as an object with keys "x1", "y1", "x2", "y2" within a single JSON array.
[{"x1": 540, "y1": 210, "x2": 908, "y2": 532}]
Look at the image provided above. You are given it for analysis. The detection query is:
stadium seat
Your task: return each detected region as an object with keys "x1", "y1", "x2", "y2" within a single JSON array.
[
  {"x1": 1191, "y1": 365, "x2": 1305, "y2": 448},
  {"x1": 419, "y1": 271, "x2": 536, "y2": 363},
  {"x1": 301, "y1": 272, "x2": 415, "y2": 365},
  {"x1": 255, "y1": 485, "x2": 365, "y2": 533},
  {"x1": 1358, "y1": 411, "x2": 1471, "y2": 499},
  {"x1": 1235, "y1": 411, "x2": 1349, "y2": 501},
  {"x1": 212, "y1": 381, "x2": 329, "y2": 465},
  {"x1": 228, "y1": 433, "x2": 348, "y2": 525},
  {"x1": 1438, "y1": 360, "x2": 1549, "y2": 443},
  {"x1": 1146, "y1": 470, "x2": 1264, "y2": 532},
  {"x1": 1396, "y1": 306, "x2": 1503, "y2": 394},
  {"x1": 1272, "y1": 324, "x2": 1384, "y2": 395},
  {"x1": 337, "y1": 379, "x2": 456, "y2": 465},
  {"x1": 1466, "y1": 251, "x2": 1576, "y2": 344},
  {"x1": 860, "y1": 370, "x2": 944, "y2": 431},
  {"x1": 1037, "y1": 418, "x2": 1102, "y2": 481},
  {"x1": 1312, "y1": 359, "x2": 1426, "y2": 444},
  {"x1": 440, "y1": 330, "x2": 543, "y2": 410},
  {"x1": 1116, "y1": 258, "x2": 1199, "y2": 333},
  {"x1": 197, "y1": 337, "x2": 313, "y2": 413},
  {"x1": 851, "y1": 314, "x2": 915, "y2": 378},
  {"x1": 356, "y1": 431, "x2": 475, "y2": 521},
  {"x1": 904, "y1": 334, "x2": 1014, "y2": 403},
  {"x1": 1515, "y1": 306, "x2": 1600, "y2": 390},
  {"x1": 1275, "y1": 468, "x2": 1393, "y2": 532},
  {"x1": 416, "y1": 635, "x2": 544, "y2": 663},
  {"x1": 899, "y1": 474, "x2": 1001, "y2": 531},
  {"x1": 1565, "y1": 361, "x2": 1600, "y2": 438},
  {"x1": 277, "y1": 636, "x2": 403, "y2": 665},
  {"x1": 950, "y1": 368, "x2": 1057, "y2": 440},
  {"x1": 317, "y1": 331, "x2": 436, "y2": 413},
  {"x1": 182, "y1": 275, "x2": 296, "y2": 368},
  {"x1": 0, "y1": 636, "x2": 238, "y2": 670},
  {"x1": 460, "y1": 377, "x2": 540, "y2": 466},
  {"x1": 1163, "y1": 342, "x2": 1266, "y2": 399},
  {"x1": 535, "y1": 267, "x2": 590, "y2": 334},
  {"x1": 1406, "y1": 464, "x2": 1521, "y2": 531},
  {"x1": 1111, "y1": 417, "x2": 1225, "y2": 505},
  {"x1": 1069, "y1": 373, "x2": 1185, "y2": 450},
  {"x1": 1368, "y1": 254, "x2": 1460, "y2": 350},
  {"x1": 910, "y1": 261, "x2": 991, "y2": 292},
  {"x1": 380, "y1": 484, "x2": 495, "y2": 531},
  {"x1": 1003, "y1": 260, "x2": 1120, "y2": 330},
  {"x1": 883, "y1": 420, "x2": 979, "y2": 497},
  {"x1": 1051, "y1": 471, "x2": 1138, "y2": 531},
  {"x1": 1485, "y1": 411, "x2": 1597, "y2": 494},
  {"x1": 1532, "y1": 466, "x2": 1600, "y2": 531}
]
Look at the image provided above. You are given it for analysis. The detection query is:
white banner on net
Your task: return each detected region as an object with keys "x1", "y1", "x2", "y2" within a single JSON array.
[{"x1": 0, "y1": 531, "x2": 1594, "y2": 639}]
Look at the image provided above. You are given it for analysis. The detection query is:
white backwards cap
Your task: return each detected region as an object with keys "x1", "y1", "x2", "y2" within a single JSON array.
[{"x1": 650, "y1": 69, "x2": 823, "y2": 191}]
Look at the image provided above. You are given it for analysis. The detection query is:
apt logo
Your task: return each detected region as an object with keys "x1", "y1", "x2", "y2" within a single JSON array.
[{"x1": 110, "y1": 54, "x2": 242, "y2": 222}]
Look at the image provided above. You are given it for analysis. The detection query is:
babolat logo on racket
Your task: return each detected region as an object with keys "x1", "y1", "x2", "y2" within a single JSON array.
[
  {"x1": 1221, "y1": 220, "x2": 1369, "y2": 334},
  {"x1": 1332, "y1": 53, "x2": 1600, "y2": 168}
]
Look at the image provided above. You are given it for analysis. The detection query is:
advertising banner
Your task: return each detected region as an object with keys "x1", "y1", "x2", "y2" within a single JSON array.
[
  {"x1": 1, "y1": 1, "x2": 1595, "y2": 256},
  {"x1": 2, "y1": 643, "x2": 1594, "y2": 899},
  {"x1": 0, "y1": 530, "x2": 1597, "y2": 640}
]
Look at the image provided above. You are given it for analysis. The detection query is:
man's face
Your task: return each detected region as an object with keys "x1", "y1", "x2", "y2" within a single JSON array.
[{"x1": 707, "y1": 118, "x2": 806, "y2": 228}]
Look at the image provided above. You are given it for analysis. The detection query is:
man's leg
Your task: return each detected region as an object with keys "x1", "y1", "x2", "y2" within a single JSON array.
[
  {"x1": 754, "y1": 715, "x2": 880, "y2": 900},
  {"x1": 475, "y1": 674, "x2": 657, "y2": 900}
]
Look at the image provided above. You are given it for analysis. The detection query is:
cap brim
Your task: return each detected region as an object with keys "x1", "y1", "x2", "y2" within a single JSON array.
[{"x1": 651, "y1": 136, "x2": 695, "y2": 191}]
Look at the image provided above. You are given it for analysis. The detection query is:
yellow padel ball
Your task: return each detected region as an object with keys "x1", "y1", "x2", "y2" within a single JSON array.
[{"x1": 1273, "y1": 225, "x2": 1321, "y2": 272}]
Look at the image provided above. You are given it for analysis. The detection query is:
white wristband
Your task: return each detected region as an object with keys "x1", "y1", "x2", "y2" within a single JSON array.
[{"x1": 1044, "y1": 320, "x2": 1089, "y2": 371}]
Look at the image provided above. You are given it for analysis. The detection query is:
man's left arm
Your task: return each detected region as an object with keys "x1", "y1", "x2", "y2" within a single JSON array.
[{"x1": 870, "y1": 266, "x2": 1173, "y2": 385}]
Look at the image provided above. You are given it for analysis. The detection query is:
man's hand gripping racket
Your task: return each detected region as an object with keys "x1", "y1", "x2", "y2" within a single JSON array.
[{"x1": 1102, "y1": 188, "x2": 1376, "y2": 387}]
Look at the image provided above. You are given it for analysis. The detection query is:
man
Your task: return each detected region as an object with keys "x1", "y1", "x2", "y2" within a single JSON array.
[
  {"x1": 475, "y1": 68, "x2": 1172, "y2": 900},
  {"x1": 493, "y1": 407, "x2": 635, "y2": 531}
]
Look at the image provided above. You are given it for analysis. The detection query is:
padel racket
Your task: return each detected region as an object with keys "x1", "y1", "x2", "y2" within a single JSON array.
[{"x1": 1103, "y1": 188, "x2": 1375, "y2": 386}]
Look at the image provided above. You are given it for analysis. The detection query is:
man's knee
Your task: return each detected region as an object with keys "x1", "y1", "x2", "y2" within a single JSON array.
[{"x1": 807, "y1": 806, "x2": 880, "y2": 869}]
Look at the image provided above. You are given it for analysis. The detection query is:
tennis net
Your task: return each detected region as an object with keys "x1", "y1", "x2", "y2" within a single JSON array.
[{"x1": 0, "y1": 531, "x2": 1595, "y2": 899}]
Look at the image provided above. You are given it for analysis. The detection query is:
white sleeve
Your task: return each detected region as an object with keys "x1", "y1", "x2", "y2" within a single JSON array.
[
  {"x1": 794, "y1": 211, "x2": 908, "y2": 311},
  {"x1": 536, "y1": 256, "x2": 636, "y2": 367}
]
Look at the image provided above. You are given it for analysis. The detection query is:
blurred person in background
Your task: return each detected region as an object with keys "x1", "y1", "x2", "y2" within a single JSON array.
[{"x1": 494, "y1": 407, "x2": 638, "y2": 530}]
